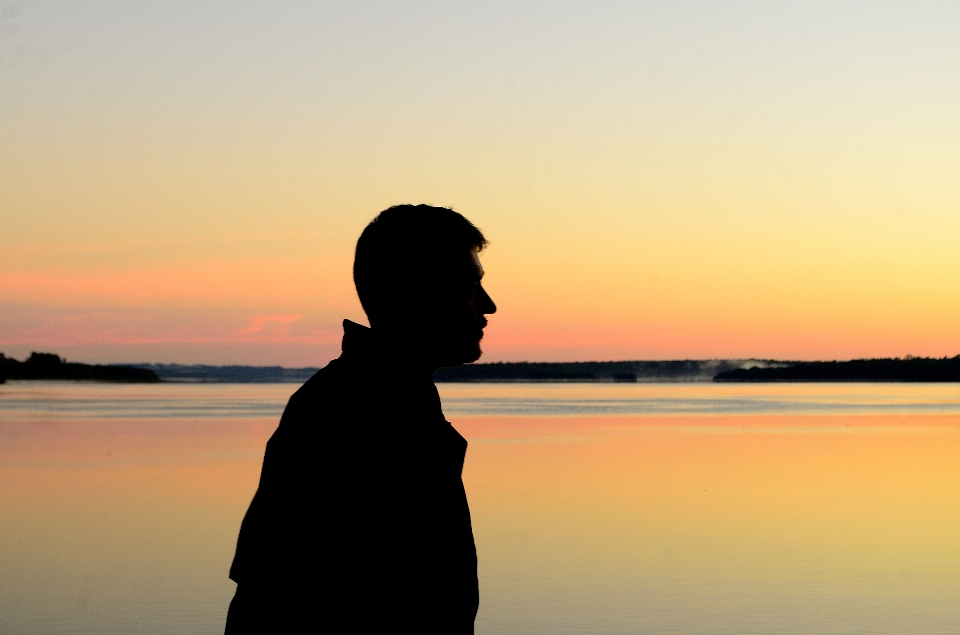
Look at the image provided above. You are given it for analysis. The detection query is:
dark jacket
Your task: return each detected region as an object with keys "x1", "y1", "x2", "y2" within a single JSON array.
[{"x1": 225, "y1": 320, "x2": 479, "y2": 633}]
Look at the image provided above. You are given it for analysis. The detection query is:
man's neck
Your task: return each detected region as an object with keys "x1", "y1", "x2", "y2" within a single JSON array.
[
  {"x1": 369, "y1": 326, "x2": 441, "y2": 381},
  {"x1": 344, "y1": 320, "x2": 441, "y2": 386}
]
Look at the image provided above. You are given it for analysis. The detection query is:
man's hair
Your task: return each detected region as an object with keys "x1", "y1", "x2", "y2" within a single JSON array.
[{"x1": 354, "y1": 205, "x2": 487, "y2": 323}]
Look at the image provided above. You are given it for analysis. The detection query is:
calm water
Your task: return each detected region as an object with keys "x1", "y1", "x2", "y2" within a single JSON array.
[{"x1": 2, "y1": 381, "x2": 960, "y2": 634}]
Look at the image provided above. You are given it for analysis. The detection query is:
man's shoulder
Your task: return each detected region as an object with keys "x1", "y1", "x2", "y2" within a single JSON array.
[
  {"x1": 282, "y1": 356, "x2": 380, "y2": 417},
  {"x1": 286, "y1": 358, "x2": 347, "y2": 409}
]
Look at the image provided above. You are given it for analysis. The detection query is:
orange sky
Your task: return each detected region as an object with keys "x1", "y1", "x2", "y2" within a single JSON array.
[{"x1": 2, "y1": 3, "x2": 959, "y2": 365}]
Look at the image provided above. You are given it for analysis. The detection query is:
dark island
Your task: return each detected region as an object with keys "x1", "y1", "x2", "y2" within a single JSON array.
[
  {"x1": 131, "y1": 363, "x2": 319, "y2": 383},
  {"x1": 432, "y1": 360, "x2": 764, "y2": 382},
  {"x1": 0, "y1": 352, "x2": 160, "y2": 383},
  {"x1": 131, "y1": 359, "x2": 769, "y2": 383},
  {"x1": 4, "y1": 353, "x2": 958, "y2": 384},
  {"x1": 714, "y1": 356, "x2": 960, "y2": 382},
  {"x1": 128, "y1": 360, "x2": 750, "y2": 383}
]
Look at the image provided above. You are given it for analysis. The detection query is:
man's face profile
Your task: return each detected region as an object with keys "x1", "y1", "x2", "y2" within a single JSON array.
[
  {"x1": 448, "y1": 247, "x2": 496, "y2": 365},
  {"x1": 405, "y1": 247, "x2": 496, "y2": 368},
  {"x1": 354, "y1": 205, "x2": 495, "y2": 369}
]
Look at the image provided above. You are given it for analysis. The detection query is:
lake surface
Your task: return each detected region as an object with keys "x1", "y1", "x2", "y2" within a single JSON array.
[{"x1": 2, "y1": 381, "x2": 960, "y2": 634}]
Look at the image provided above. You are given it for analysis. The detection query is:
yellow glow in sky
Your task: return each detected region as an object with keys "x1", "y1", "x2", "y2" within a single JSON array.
[{"x1": 2, "y1": 2, "x2": 959, "y2": 364}]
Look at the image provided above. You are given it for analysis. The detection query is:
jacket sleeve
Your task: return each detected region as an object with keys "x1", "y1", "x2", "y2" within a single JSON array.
[{"x1": 229, "y1": 391, "x2": 313, "y2": 586}]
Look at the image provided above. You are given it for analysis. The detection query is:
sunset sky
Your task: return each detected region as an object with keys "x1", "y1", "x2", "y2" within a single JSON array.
[{"x1": 3, "y1": 1, "x2": 959, "y2": 365}]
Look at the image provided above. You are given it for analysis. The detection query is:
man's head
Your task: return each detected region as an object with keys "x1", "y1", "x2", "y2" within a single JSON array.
[{"x1": 354, "y1": 205, "x2": 497, "y2": 368}]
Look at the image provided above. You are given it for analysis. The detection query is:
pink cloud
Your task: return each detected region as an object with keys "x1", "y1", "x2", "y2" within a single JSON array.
[{"x1": 236, "y1": 314, "x2": 305, "y2": 339}]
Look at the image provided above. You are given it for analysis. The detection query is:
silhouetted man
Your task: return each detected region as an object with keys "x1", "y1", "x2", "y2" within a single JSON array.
[{"x1": 225, "y1": 205, "x2": 496, "y2": 634}]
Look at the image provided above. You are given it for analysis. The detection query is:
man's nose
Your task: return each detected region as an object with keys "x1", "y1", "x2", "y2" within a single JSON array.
[{"x1": 478, "y1": 284, "x2": 497, "y2": 315}]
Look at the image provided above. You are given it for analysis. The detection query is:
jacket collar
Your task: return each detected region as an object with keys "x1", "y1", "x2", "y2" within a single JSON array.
[
  {"x1": 340, "y1": 319, "x2": 436, "y2": 388},
  {"x1": 341, "y1": 319, "x2": 379, "y2": 359},
  {"x1": 339, "y1": 320, "x2": 446, "y2": 421}
]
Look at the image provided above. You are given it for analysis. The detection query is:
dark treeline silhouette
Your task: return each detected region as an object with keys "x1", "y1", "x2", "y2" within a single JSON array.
[
  {"x1": 6, "y1": 354, "x2": 958, "y2": 385},
  {"x1": 132, "y1": 363, "x2": 318, "y2": 383},
  {"x1": 433, "y1": 360, "x2": 752, "y2": 382},
  {"x1": 0, "y1": 352, "x2": 160, "y2": 383},
  {"x1": 715, "y1": 356, "x2": 960, "y2": 382},
  {"x1": 133, "y1": 359, "x2": 764, "y2": 383}
]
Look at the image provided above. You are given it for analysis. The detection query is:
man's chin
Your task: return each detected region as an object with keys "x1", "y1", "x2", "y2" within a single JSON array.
[
  {"x1": 439, "y1": 340, "x2": 483, "y2": 368},
  {"x1": 463, "y1": 344, "x2": 483, "y2": 364}
]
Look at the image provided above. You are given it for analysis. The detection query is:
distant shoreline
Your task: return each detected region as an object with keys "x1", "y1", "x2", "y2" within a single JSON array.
[
  {"x1": 0, "y1": 353, "x2": 159, "y2": 383},
  {"x1": 132, "y1": 359, "x2": 769, "y2": 383},
  {"x1": 713, "y1": 356, "x2": 960, "y2": 383},
  {"x1": 4, "y1": 353, "x2": 959, "y2": 384}
]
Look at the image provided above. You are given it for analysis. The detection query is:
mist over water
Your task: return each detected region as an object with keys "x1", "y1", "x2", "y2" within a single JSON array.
[{"x1": 2, "y1": 381, "x2": 960, "y2": 634}]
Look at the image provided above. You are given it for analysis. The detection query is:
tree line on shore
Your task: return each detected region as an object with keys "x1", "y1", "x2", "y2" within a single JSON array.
[
  {"x1": 713, "y1": 356, "x2": 960, "y2": 382},
  {"x1": 0, "y1": 352, "x2": 160, "y2": 383},
  {"x1": 2, "y1": 352, "x2": 959, "y2": 384}
]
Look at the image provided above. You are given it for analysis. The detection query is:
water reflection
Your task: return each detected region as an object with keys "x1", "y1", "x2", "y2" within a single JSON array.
[
  {"x1": 460, "y1": 413, "x2": 960, "y2": 634},
  {"x1": 1, "y1": 382, "x2": 959, "y2": 634},
  {"x1": 441, "y1": 382, "x2": 960, "y2": 416}
]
